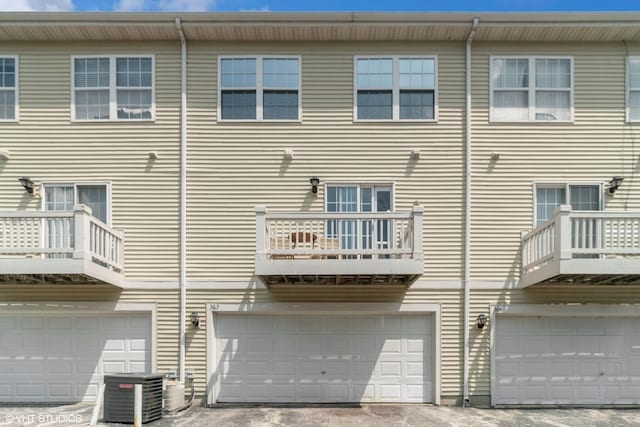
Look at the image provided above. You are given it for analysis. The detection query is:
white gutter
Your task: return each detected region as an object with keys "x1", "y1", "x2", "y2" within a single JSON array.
[
  {"x1": 175, "y1": 17, "x2": 187, "y2": 384},
  {"x1": 463, "y1": 16, "x2": 479, "y2": 408}
]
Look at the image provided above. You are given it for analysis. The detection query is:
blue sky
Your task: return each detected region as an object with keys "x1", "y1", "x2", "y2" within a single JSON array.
[{"x1": 1, "y1": 0, "x2": 640, "y2": 12}]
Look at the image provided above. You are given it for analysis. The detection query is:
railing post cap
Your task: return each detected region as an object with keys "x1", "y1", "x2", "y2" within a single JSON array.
[
  {"x1": 558, "y1": 205, "x2": 572, "y2": 212},
  {"x1": 412, "y1": 205, "x2": 424, "y2": 213},
  {"x1": 255, "y1": 205, "x2": 267, "y2": 213},
  {"x1": 73, "y1": 204, "x2": 92, "y2": 215}
]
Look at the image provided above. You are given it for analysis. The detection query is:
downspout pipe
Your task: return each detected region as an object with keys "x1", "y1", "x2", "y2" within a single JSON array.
[
  {"x1": 463, "y1": 16, "x2": 479, "y2": 408},
  {"x1": 175, "y1": 17, "x2": 187, "y2": 384}
]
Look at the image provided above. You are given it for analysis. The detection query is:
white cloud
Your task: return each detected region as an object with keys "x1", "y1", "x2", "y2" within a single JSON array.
[
  {"x1": 115, "y1": 0, "x2": 215, "y2": 12},
  {"x1": 0, "y1": 0, "x2": 73, "y2": 11},
  {"x1": 240, "y1": 6, "x2": 269, "y2": 12},
  {"x1": 157, "y1": 0, "x2": 215, "y2": 11},
  {"x1": 115, "y1": 0, "x2": 145, "y2": 11}
]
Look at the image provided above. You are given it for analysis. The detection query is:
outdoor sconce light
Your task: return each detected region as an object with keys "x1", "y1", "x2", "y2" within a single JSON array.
[
  {"x1": 607, "y1": 176, "x2": 624, "y2": 195},
  {"x1": 310, "y1": 176, "x2": 320, "y2": 194},
  {"x1": 18, "y1": 177, "x2": 34, "y2": 194},
  {"x1": 190, "y1": 311, "x2": 200, "y2": 328},
  {"x1": 476, "y1": 313, "x2": 488, "y2": 329}
]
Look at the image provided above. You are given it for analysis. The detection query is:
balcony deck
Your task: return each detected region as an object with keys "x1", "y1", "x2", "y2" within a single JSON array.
[
  {"x1": 0, "y1": 205, "x2": 125, "y2": 287},
  {"x1": 254, "y1": 205, "x2": 424, "y2": 287},
  {"x1": 521, "y1": 205, "x2": 640, "y2": 287}
]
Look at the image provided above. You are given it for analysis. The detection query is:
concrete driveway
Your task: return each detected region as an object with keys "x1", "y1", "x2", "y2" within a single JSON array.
[{"x1": 1, "y1": 404, "x2": 640, "y2": 427}]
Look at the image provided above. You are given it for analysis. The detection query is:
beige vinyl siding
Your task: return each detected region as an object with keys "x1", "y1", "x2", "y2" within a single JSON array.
[
  {"x1": 471, "y1": 42, "x2": 640, "y2": 283},
  {"x1": 0, "y1": 41, "x2": 181, "y2": 280},
  {"x1": 0, "y1": 285, "x2": 180, "y2": 382},
  {"x1": 186, "y1": 288, "x2": 464, "y2": 399},
  {"x1": 186, "y1": 41, "x2": 465, "y2": 281},
  {"x1": 468, "y1": 286, "x2": 640, "y2": 398}
]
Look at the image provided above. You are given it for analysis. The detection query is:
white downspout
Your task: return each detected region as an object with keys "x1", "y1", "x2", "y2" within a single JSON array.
[
  {"x1": 463, "y1": 17, "x2": 479, "y2": 408},
  {"x1": 175, "y1": 17, "x2": 187, "y2": 384}
]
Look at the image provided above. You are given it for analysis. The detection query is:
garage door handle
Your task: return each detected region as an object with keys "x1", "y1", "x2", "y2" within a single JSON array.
[{"x1": 321, "y1": 371, "x2": 326, "y2": 375}]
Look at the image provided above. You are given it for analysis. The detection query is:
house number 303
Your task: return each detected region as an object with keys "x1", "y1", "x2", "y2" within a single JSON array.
[{"x1": 210, "y1": 304, "x2": 220, "y2": 312}]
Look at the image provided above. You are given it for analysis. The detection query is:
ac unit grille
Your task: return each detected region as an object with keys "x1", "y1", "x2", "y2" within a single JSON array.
[{"x1": 103, "y1": 373, "x2": 164, "y2": 424}]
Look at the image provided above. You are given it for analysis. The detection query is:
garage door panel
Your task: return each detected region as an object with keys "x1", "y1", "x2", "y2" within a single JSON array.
[
  {"x1": 494, "y1": 315, "x2": 640, "y2": 405},
  {"x1": 0, "y1": 313, "x2": 151, "y2": 403},
  {"x1": 215, "y1": 313, "x2": 433, "y2": 403}
]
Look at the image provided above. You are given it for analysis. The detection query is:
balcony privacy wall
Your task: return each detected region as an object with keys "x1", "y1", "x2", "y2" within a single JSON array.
[{"x1": 0, "y1": 41, "x2": 181, "y2": 280}]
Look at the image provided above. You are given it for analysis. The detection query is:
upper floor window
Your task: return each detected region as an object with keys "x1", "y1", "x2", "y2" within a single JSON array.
[
  {"x1": 491, "y1": 56, "x2": 573, "y2": 122},
  {"x1": 219, "y1": 56, "x2": 300, "y2": 121},
  {"x1": 628, "y1": 57, "x2": 640, "y2": 122},
  {"x1": 355, "y1": 56, "x2": 436, "y2": 121},
  {"x1": 72, "y1": 56, "x2": 154, "y2": 121},
  {"x1": 0, "y1": 56, "x2": 17, "y2": 121}
]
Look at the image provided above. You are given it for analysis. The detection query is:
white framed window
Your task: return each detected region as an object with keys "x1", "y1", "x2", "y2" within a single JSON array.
[
  {"x1": 491, "y1": 56, "x2": 573, "y2": 122},
  {"x1": 218, "y1": 56, "x2": 301, "y2": 121},
  {"x1": 534, "y1": 182, "x2": 603, "y2": 227},
  {"x1": 43, "y1": 182, "x2": 111, "y2": 225},
  {"x1": 325, "y1": 184, "x2": 394, "y2": 255},
  {"x1": 0, "y1": 56, "x2": 18, "y2": 121},
  {"x1": 627, "y1": 56, "x2": 640, "y2": 122},
  {"x1": 354, "y1": 56, "x2": 437, "y2": 121},
  {"x1": 72, "y1": 55, "x2": 154, "y2": 121}
]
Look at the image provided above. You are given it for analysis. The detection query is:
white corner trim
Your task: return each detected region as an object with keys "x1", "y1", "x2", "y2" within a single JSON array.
[{"x1": 206, "y1": 302, "x2": 441, "y2": 406}]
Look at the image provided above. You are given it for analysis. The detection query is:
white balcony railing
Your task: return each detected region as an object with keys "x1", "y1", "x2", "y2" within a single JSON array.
[
  {"x1": 521, "y1": 205, "x2": 640, "y2": 284},
  {"x1": 256, "y1": 206, "x2": 423, "y2": 261},
  {"x1": 255, "y1": 205, "x2": 424, "y2": 286},
  {"x1": 0, "y1": 204, "x2": 124, "y2": 283}
]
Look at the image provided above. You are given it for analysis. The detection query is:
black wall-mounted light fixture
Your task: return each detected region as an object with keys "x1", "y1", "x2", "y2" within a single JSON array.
[
  {"x1": 18, "y1": 177, "x2": 34, "y2": 194},
  {"x1": 476, "y1": 313, "x2": 488, "y2": 329},
  {"x1": 310, "y1": 177, "x2": 320, "y2": 194},
  {"x1": 190, "y1": 311, "x2": 200, "y2": 328},
  {"x1": 607, "y1": 176, "x2": 624, "y2": 195}
]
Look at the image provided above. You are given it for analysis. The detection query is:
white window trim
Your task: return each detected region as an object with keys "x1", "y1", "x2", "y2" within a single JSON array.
[
  {"x1": 626, "y1": 56, "x2": 640, "y2": 123},
  {"x1": 489, "y1": 55, "x2": 574, "y2": 123},
  {"x1": 353, "y1": 55, "x2": 438, "y2": 123},
  {"x1": 0, "y1": 54, "x2": 18, "y2": 122},
  {"x1": 71, "y1": 54, "x2": 156, "y2": 122},
  {"x1": 217, "y1": 55, "x2": 302, "y2": 123},
  {"x1": 532, "y1": 181, "x2": 605, "y2": 227},
  {"x1": 324, "y1": 182, "x2": 396, "y2": 212},
  {"x1": 41, "y1": 181, "x2": 113, "y2": 226}
]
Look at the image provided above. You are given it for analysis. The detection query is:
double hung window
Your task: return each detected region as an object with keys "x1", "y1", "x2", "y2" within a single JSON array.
[
  {"x1": 491, "y1": 57, "x2": 572, "y2": 122},
  {"x1": 219, "y1": 56, "x2": 300, "y2": 121},
  {"x1": 628, "y1": 57, "x2": 640, "y2": 122},
  {"x1": 73, "y1": 56, "x2": 154, "y2": 121},
  {"x1": 355, "y1": 57, "x2": 436, "y2": 121},
  {"x1": 0, "y1": 56, "x2": 17, "y2": 121}
]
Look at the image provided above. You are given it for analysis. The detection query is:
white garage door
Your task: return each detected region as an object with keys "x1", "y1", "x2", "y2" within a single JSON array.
[
  {"x1": 494, "y1": 316, "x2": 640, "y2": 405},
  {"x1": 213, "y1": 314, "x2": 433, "y2": 403},
  {"x1": 0, "y1": 312, "x2": 151, "y2": 402}
]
